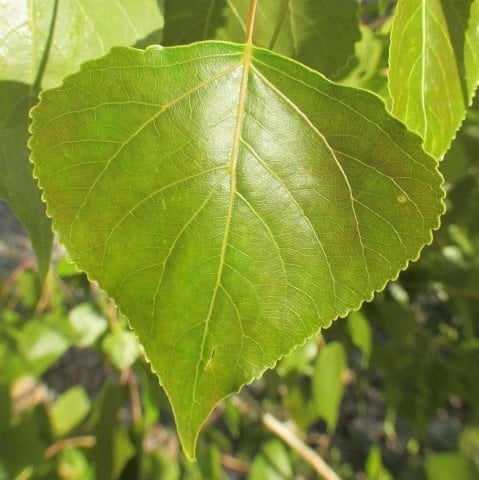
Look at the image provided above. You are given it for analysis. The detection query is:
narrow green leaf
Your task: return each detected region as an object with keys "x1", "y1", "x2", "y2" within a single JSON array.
[
  {"x1": 0, "y1": 83, "x2": 52, "y2": 278},
  {"x1": 162, "y1": 0, "x2": 360, "y2": 76},
  {"x1": 312, "y1": 342, "x2": 347, "y2": 432},
  {"x1": 249, "y1": 440, "x2": 293, "y2": 480},
  {"x1": 389, "y1": 0, "x2": 479, "y2": 158},
  {"x1": 90, "y1": 385, "x2": 136, "y2": 480},
  {"x1": 50, "y1": 386, "x2": 91, "y2": 437},
  {"x1": 366, "y1": 445, "x2": 393, "y2": 480},
  {"x1": 30, "y1": 42, "x2": 444, "y2": 459},
  {"x1": 348, "y1": 310, "x2": 372, "y2": 367},
  {"x1": 0, "y1": 0, "x2": 164, "y2": 277}
]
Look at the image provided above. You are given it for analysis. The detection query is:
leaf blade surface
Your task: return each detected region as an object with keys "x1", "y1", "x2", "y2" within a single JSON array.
[{"x1": 30, "y1": 41, "x2": 444, "y2": 458}]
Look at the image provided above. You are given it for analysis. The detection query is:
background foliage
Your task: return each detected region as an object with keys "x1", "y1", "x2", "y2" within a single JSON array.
[{"x1": 1, "y1": 0, "x2": 479, "y2": 479}]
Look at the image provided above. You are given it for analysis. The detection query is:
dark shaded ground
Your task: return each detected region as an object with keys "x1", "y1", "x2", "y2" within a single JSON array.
[{"x1": 0, "y1": 200, "x2": 32, "y2": 279}]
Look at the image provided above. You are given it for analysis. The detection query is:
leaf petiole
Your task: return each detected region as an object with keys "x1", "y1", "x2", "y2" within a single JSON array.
[{"x1": 245, "y1": 0, "x2": 259, "y2": 44}]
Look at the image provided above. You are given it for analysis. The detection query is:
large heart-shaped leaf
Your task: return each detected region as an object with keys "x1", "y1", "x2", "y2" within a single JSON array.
[
  {"x1": 0, "y1": 0, "x2": 163, "y2": 277},
  {"x1": 163, "y1": 0, "x2": 360, "y2": 76},
  {"x1": 389, "y1": 0, "x2": 479, "y2": 159},
  {"x1": 30, "y1": 41, "x2": 444, "y2": 459}
]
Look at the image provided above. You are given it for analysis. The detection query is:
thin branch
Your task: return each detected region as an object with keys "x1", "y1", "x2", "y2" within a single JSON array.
[
  {"x1": 45, "y1": 436, "x2": 96, "y2": 459},
  {"x1": 262, "y1": 413, "x2": 342, "y2": 480},
  {"x1": 221, "y1": 454, "x2": 250, "y2": 474},
  {"x1": 0, "y1": 258, "x2": 35, "y2": 299},
  {"x1": 127, "y1": 368, "x2": 143, "y2": 425}
]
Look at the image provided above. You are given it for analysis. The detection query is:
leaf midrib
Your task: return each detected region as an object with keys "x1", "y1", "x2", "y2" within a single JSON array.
[{"x1": 187, "y1": 41, "x2": 254, "y2": 442}]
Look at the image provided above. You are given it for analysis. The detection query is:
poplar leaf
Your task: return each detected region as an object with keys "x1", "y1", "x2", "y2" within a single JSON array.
[{"x1": 30, "y1": 42, "x2": 444, "y2": 458}]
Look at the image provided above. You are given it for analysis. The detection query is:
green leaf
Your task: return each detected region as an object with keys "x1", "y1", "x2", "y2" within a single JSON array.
[
  {"x1": 347, "y1": 310, "x2": 372, "y2": 367},
  {"x1": 426, "y1": 453, "x2": 477, "y2": 480},
  {"x1": 0, "y1": 0, "x2": 164, "y2": 277},
  {"x1": 18, "y1": 319, "x2": 70, "y2": 376},
  {"x1": 389, "y1": 0, "x2": 479, "y2": 158},
  {"x1": 50, "y1": 386, "x2": 91, "y2": 437},
  {"x1": 0, "y1": 0, "x2": 164, "y2": 90},
  {"x1": 30, "y1": 42, "x2": 444, "y2": 459},
  {"x1": 90, "y1": 385, "x2": 136, "y2": 480},
  {"x1": 249, "y1": 439, "x2": 293, "y2": 480},
  {"x1": 366, "y1": 445, "x2": 393, "y2": 480},
  {"x1": 102, "y1": 329, "x2": 142, "y2": 371},
  {"x1": 162, "y1": 0, "x2": 360, "y2": 76},
  {"x1": 312, "y1": 342, "x2": 347, "y2": 432},
  {"x1": 0, "y1": 82, "x2": 52, "y2": 278},
  {"x1": 69, "y1": 303, "x2": 108, "y2": 348}
]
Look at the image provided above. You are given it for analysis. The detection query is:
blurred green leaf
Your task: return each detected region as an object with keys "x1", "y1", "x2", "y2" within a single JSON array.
[
  {"x1": 337, "y1": 25, "x2": 390, "y2": 102},
  {"x1": 312, "y1": 342, "x2": 347, "y2": 433},
  {"x1": 56, "y1": 257, "x2": 81, "y2": 278},
  {"x1": 249, "y1": 439, "x2": 292, "y2": 480},
  {"x1": 426, "y1": 453, "x2": 477, "y2": 480},
  {"x1": 277, "y1": 339, "x2": 317, "y2": 377},
  {"x1": 0, "y1": 406, "x2": 51, "y2": 478},
  {"x1": 69, "y1": 304, "x2": 108, "y2": 348},
  {"x1": 50, "y1": 386, "x2": 90, "y2": 437},
  {"x1": 102, "y1": 330, "x2": 141, "y2": 371},
  {"x1": 348, "y1": 311, "x2": 372, "y2": 367},
  {"x1": 366, "y1": 445, "x2": 393, "y2": 480},
  {"x1": 58, "y1": 448, "x2": 95, "y2": 480},
  {"x1": 0, "y1": 385, "x2": 11, "y2": 431},
  {"x1": 18, "y1": 320, "x2": 70, "y2": 375},
  {"x1": 90, "y1": 385, "x2": 135, "y2": 480}
]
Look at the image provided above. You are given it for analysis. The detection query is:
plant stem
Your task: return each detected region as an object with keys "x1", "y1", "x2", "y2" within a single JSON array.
[
  {"x1": 245, "y1": 0, "x2": 259, "y2": 44},
  {"x1": 45, "y1": 436, "x2": 96, "y2": 459},
  {"x1": 127, "y1": 368, "x2": 143, "y2": 425},
  {"x1": 262, "y1": 413, "x2": 342, "y2": 480},
  {"x1": 268, "y1": 0, "x2": 290, "y2": 50},
  {"x1": 221, "y1": 454, "x2": 250, "y2": 474}
]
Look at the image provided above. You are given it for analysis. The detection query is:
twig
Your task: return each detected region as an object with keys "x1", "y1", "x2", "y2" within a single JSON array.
[
  {"x1": 233, "y1": 395, "x2": 341, "y2": 480},
  {"x1": 45, "y1": 436, "x2": 96, "y2": 459},
  {"x1": 127, "y1": 368, "x2": 143, "y2": 425},
  {"x1": 221, "y1": 454, "x2": 250, "y2": 474},
  {"x1": 0, "y1": 258, "x2": 35, "y2": 299},
  {"x1": 262, "y1": 414, "x2": 341, "y2": 480}
]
